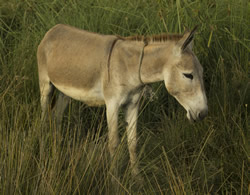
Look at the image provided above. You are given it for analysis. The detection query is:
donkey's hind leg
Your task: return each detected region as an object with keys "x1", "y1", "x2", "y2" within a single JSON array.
[
  {"x1": 52, "y1": 92, "x2": 70, "y2": 128},
  {"x1": 39, "y1": 79, "x2": 54, "y2": 122}
]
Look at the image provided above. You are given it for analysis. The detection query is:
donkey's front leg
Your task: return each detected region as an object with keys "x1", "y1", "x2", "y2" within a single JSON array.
[
  {"x1": 106, "y1": 100, "x2": 121, "y2": 189},
  {"x1": 125, "y1": 101, "x2": 140, "y2": 177},
  {"x1": 106, "y1": 101, "x2": 120, "y2": 159}
]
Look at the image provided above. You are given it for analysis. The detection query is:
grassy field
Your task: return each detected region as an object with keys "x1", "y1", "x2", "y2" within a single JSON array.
[{"x1": 0, "y1": 0, "x2": 249, "y2": 194}]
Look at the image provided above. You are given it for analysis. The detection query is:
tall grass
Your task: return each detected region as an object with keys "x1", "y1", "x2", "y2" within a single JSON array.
[{"x1": 0, "y1": 0, "x2": 249, "y2": 194}]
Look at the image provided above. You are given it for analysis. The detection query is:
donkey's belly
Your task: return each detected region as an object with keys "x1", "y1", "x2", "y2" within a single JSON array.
[{"x1": 53, "y1": 83, "x2": 105, "y2": 106}]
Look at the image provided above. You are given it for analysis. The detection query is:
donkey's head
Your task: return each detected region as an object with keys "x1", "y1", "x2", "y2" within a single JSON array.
[{"x1": 164, "y1": 26, "x2": 208, "y2": 122}]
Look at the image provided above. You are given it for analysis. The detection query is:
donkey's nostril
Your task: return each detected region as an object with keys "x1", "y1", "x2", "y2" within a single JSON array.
[{"x1": 198, "y1": 109, "x2": 208, "y2": 120}]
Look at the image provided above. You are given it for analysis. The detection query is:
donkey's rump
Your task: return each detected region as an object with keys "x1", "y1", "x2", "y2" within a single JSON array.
[
  {"x1": 37, "y1": 24, "x2": 117, "y2": 105},
  {"x1": 39, "y1": 24, "x2": 116, "y2": 88}
]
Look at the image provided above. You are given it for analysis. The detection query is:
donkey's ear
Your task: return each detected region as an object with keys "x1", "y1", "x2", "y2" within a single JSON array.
[{"x1": 177, "y1": 25, "x2": 198, "y2": 51}]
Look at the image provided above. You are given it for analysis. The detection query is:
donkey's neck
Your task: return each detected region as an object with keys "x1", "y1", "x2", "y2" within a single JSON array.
[{"x1": 140, "y1": 42, "x2": 174, "y2": 84}]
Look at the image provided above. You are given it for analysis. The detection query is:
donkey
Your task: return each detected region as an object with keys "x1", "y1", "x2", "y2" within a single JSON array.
[{"x1": 37, "y1": 24, "x2": 208, "y2": 176}]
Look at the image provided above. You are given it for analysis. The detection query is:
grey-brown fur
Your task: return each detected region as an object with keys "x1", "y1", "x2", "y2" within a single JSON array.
[{"x1": 37, "y1": 24, "x2": 208, "y2": 179}]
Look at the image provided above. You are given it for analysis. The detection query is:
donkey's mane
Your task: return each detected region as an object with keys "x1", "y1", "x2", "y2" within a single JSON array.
[{"x1": 119, "y1": 33, "x2": 184, "y2": 43}]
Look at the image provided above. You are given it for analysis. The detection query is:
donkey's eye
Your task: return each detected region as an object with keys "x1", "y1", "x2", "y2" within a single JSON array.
[{"x1": 183, "y1": 73, "x2": 193, "y2": 80}]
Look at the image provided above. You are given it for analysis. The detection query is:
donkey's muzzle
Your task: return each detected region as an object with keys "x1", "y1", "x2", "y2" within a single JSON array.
[
  {"x1": 188, "y1": 108, "x2": 208, "y2": 122},
  {"x1": 198, "y1": 109, "x2": 208, "y2": 121}
]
